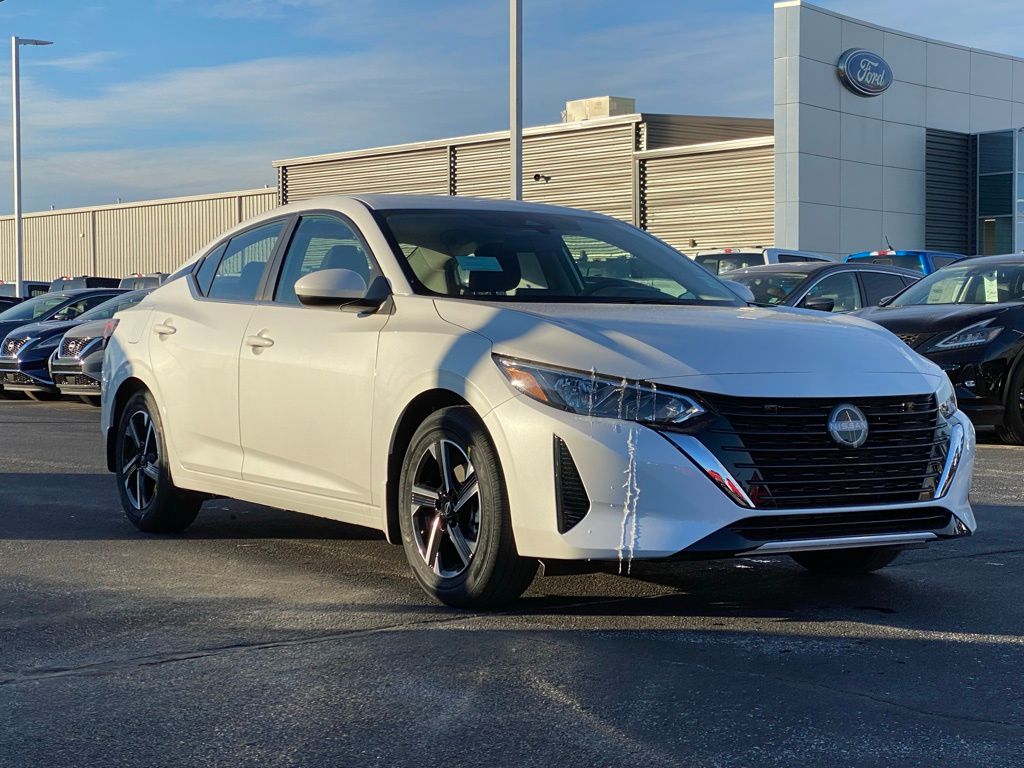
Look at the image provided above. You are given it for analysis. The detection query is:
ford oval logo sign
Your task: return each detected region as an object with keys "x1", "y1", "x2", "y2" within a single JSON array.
[{"x1": 837, "y1": 48, "x2": 893, "y2": 97}]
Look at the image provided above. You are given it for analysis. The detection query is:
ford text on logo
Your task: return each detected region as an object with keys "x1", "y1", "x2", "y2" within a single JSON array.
[{"x1": 836, "y1": 49, "x2": 893, "y2": 97}]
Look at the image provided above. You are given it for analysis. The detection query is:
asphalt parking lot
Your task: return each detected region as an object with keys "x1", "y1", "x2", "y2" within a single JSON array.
[{"x1": 1, "y1": 400, "x2": 1022, "y2": 767}]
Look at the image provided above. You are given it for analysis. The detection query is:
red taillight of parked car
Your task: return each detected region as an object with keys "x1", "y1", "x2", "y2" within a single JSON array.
[{"x1": 102, "y1": 319, "x2": 120, "y2": 349}]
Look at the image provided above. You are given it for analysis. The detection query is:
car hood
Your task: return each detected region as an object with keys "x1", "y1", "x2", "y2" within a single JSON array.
[
  {"x1": 854, "y1": 303, "x2": 1013, "y2": 334},
  {"x1": 61, "y1": 318, "x2": 108, "y2": 341},
  {"x1": 3, "y1": 318, "x2": 78, "y2": 341},
  {"x1": 434, "y1": 300, "x2": 944, "y2": 398}
]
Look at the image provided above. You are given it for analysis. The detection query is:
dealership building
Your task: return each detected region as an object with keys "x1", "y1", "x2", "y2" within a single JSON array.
[{"x1": 4, "y1": 0, "x2": 1024, "y2": 281}]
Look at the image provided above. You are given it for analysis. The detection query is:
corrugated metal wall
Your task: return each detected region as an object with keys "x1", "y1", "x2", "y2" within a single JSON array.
[
  {"x1": 281, "y1": 148, "x2": 451, "y2": 202},
  {"x1": 640, "y1": 139, "x2": 775, "y2": 252},
  {"x1": 0, "y1": 189, "x2": 277, "y2": 281},
  {"x1": 644, "y1": 115, "x2": 774, "y2": 150},
  {"x1": 520, "y1": 123, "x2": 637, "y2": 221},
  {"x1": 278, "y1": 120, "x2": 640, "y2": 223}
]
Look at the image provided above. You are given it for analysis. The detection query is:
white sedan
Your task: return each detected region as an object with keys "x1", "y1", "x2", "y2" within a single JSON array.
[{"x1": 100, "y1": 195, "x2": 975, "y2": 607}]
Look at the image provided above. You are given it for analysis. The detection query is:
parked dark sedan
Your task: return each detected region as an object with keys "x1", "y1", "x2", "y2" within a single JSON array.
[
  {"x1": 728, "y1": 261, "x2": 921, "y2": 313},
  {"x1": 49, "y1": 290, "x2": 151, "y2": 404},
  {"x1": 0, "y1": 288, "x2": 125, "y2": 398},
  {"x1": 855, "y1": 254, "x2": 1024, "y2": 441}
]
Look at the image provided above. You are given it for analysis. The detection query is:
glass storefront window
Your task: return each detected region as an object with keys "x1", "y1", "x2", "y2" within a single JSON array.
[
  {"x1": 979, "y1": 173, "x2": 1013, "y2": 216},
  {"x1": 979, "y1": 131, "x2": 1014, "y2": 174},
  {"x1": 980, "y1": 217, "x2": 1013, "y2": 255}
]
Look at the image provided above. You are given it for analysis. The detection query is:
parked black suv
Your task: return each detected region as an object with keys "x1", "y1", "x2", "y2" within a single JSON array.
[{"x1": 855, "y1": 254, "x2": 1024, "y2": 441}]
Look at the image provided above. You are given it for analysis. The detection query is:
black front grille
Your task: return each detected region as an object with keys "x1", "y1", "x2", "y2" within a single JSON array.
[
  {"x1": 698, "y1": 393, "x2": 949, "y2": 509},
  {"x1": 554, "y1": 436, "x2": 590, "y2": 533},
  {"x1": 896, "y1": 332, "x2": 937, "y2": 349},
  {"x1": 2, "y1": 372, "x2": 34, "y2": 386},
  {"x1": 728, "y1": 508, "x2": 952, "y2": 541},
  {"x1": 2, "y1": 337, "x2": 29, "y2": 358},
  {"x1": 60, "y1": 336, "x2": 94, "y2": 358},
  {"x1": 53, "y1": 373, "x2": 97, "y2": 387}
]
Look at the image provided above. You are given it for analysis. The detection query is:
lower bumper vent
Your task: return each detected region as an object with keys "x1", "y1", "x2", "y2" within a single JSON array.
[
  {"x1": 554, "y1": 436, "x2": 590, "y2": 533},
  {"x1": 728, "y1": 508, "x2": 953, "y2": 542}
]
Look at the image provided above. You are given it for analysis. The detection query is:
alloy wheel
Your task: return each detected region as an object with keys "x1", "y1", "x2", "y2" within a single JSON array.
[
  {"x1": 122, "y1": 410, "x2": 160, "y2": 510},
  {"x1": 410, "y1": 439, "x2": 481, "y2": 578}
]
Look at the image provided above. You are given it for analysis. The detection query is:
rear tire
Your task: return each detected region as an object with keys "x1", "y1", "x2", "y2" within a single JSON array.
[
  {"x1": 996, "y1": 360, "x2": 1024, "y2": 444},
  {"x1": 115, "y1": 390, "x2": 202, "y2": 533},
  {"x1": 25, "y1": 390, "x2": 61, "y2": 402},
  {"x1": 790, "y1": 546, "x2": 900, "y2": 574},
  {"x1": 398, "y1": 407, "x2": 537, "y2": 609},
  {"x1": 79, "y1": 395, "x2": 101, "y2": 407}
]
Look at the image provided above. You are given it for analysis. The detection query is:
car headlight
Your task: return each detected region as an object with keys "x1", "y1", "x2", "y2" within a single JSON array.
[
  {"x1": 937, "y1": 375, "x2": 957, "y2": 419},
  {"x1": 494, "y1": 355, "x2": 705, "y2": 426},
  {"x1": 925, "y1": 319, "x2": 1002, "y2": 351}
]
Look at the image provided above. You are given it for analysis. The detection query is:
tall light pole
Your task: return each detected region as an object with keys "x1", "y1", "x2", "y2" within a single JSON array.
[
  {"x1": 509, "y1": 0, "x2": 522, "y2": 200},
  {"x1": 11, "y1": 36, "x2": 52, "y2": 297}
]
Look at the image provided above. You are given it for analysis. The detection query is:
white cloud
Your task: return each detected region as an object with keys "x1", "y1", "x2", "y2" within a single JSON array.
[{"x1": 35, "y1": 51, "x2": 120, "y2": 72}]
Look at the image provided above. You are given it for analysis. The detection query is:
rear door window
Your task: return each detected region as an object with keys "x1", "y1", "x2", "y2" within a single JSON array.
[
  {"x1": 861, "y1": 272, "x2": 907, "y2": 305},
  {"x1": 207, "y1": 221, "x2": 285, "y2": 302}
]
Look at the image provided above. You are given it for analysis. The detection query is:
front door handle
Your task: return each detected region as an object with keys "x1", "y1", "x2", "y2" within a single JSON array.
[
  {"x1": 244, "y1": 332, "x2": 275, "y2": 349},
  {"x1": 153, "y1": 321, "x2": 177, "y2": 336}
]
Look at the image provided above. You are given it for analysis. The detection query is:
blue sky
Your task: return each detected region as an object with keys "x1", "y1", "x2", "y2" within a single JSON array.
[{"x1": 0, "y1": 0, "x2": 1022, "y2": 211}]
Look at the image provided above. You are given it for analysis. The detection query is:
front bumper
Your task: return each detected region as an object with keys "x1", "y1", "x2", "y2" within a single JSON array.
[
  {"x1": 485, "y1": 395, "x2": 975, "y2": 561},
  {"x1": 50, "y1": 354, "x2": 101, "y2": 395},
  {"x1": 0, "y1": 356, "x2": 56, "y2": 392}
]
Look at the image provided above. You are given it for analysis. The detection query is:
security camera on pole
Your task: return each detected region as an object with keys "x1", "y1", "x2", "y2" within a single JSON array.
[{"x1": 11, "y1": 36, "x2": 53, "y2": 297}]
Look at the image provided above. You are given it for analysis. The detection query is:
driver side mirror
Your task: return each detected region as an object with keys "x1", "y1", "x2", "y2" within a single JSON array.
[
  {"x1": 723, "y1": 279, "x2": 755, "y2": 304},
  {"x1": 802, "y1": 297, "x2": 835, "y2": 313},
  {"x1": 295, "y1": 269, "x2": 391, "y2": 313}
]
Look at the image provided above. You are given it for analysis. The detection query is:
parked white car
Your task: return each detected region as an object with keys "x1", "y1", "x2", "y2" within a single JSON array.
[
  {"x1": 695, "y1": 247, "x2": 835, "y2": 275},
  {"x1": 101, "y1": 195, "x2": 975, "y2": 607}
]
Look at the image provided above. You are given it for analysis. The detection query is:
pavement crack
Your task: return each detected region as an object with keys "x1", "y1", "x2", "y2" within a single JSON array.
[{"x1": 0, "y1": 612, "x2": 476, "y2": 686}]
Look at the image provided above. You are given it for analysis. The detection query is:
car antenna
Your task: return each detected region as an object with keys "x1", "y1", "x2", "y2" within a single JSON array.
[{"x1": 884, "y1": 233, "x2": 894, "y2": 251}]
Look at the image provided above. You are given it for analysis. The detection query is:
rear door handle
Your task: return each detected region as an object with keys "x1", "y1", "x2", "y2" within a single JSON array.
[
  {"x1": 153, "y1": 322, "x2": 177, "y2": 336},
  {"x1": 244, "y1": 332, "x2": 275, "y2": 349}
]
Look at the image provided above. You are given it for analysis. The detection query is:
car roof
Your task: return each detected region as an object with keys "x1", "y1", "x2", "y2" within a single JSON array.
[
  {"x1": 729, "y1": 262, "x2": 920, "y2": 278},
  {"x1": 47, "y1": 287, "x2": 125, "y2": 298},
  {"x1": 332, "y1": 193, "x2": 601, "y2": 217},
  {"x1": 949, "y1": 253, "x2": 1024, "y2": 265}
]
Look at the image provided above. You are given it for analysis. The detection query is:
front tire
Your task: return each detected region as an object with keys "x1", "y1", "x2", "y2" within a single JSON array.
[
  {"x1": 115, "y1": 390, "x2": 202, "y2": 533},
  {"x1": 996, "y1": 359, "x2": 1024, "y2": 444},
  {"x1": 398, "y1": 407, "x2": 537, "y2": 609},
  {"x1": 790, "y1": 546, "x2": 900, "y2": 574}
]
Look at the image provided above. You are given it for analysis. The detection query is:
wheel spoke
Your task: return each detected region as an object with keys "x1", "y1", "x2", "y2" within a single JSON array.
[
  {"x1": 143, "y1": 420, "x2": 156, "y2": 455},
  {"x1": 127, "y1": 416, "x2": 144, "y2": 452},
  {"x1": 411, "y1": 484, "x2": 439, "y2": 510},
  {"x1": 448, "y1": 523, "x2": 474, "y2": 566},
  {"x1": 437, "y1": 441, "x2": 455, "y2": 492},
  {"x1": 141, "y1": 462, "x2": 160, "y2": 482},
  {"x1": 121, "y1": 454, "x2": 139, "y2": 475},
  {"x1": 424, "y1": 514, "x2": 443, "y2": 573},
  {"x1": 452, "y1": 474, "x2": 478, "y2": 513},
  {"x1": 135, "y1": 467, "x2": 144, "y2": 508}
]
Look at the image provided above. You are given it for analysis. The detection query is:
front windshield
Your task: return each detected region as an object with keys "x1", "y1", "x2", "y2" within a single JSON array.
[
  {"x1": 76, "y1": 292, "x2": 146, "y2": 323},
  {"x1": 0, "y1": 293, "x2": 67, "y2": 323},
  {"x1": 729, "y1": 272, "x2": 808, "y2": 305},
  {"x1": 695, "y1": 253, "x2": 764, "y2": 275},
  {"x1": 892, "y1": 262, "x2": 1024, "y2": 306},
  {"x1": 376, "y1": 209, "x2": 741, "y2": 306}
]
